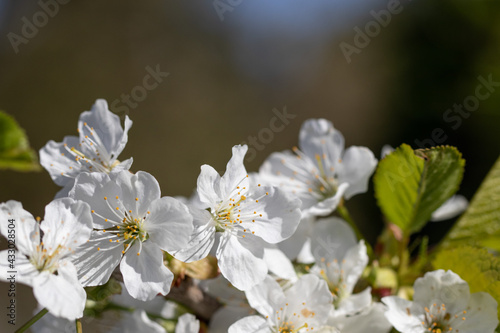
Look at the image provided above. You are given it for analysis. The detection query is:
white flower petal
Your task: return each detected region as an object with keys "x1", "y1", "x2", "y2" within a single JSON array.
[
  {"x1": 341, "y1": 240, "x2": 369, "y2": 294},
  {"x1": 337, "y1": 146, "x2": 377, "y2": 200},
  {"x1": 33, "y1": 262, "x2": 86, "y2": 320},
  {"x1": 39, "y1": 136, "x2": 82, "y2": 187},
  {"x1": 0, "y1": 250, "x2": 39, "y2": 286},
  {"x1": 382, "y1": 296, "x2": 423, "y2": 333},
  {"x1": 430, "y1": 195, "x2": 468, "y2": 221},
  {"x1": 228, "y1": 315, "x2": 269, "y2": 333},
  {"x1": 41, "y1": 198, "x2": 93, "y2": 251},
  {"x1": 145, "y1": 196, "x2": 193, "y2": 252},
  {"x1": 175, "y1": 313, "x2": 200, "y2": 333},
  {"x1": 335, "y1": 287, "x2": 372, "y2": 317},
  {"x1": 73, "y1": 230, "x2": 123, "y2": 286},
  {"x1": 278, "y1": 216, "x2": 314, "y2": 261},
  {"x1": 296, "y1": 238, "x2": 315, "y2": 264},
  {"x1": 384, "y1": 269, "x2": 499, "y2": 333},
  {"x1": 245, "y1": 275, "x2": 285, "y2": 318},
  {"x1": 216, "y1": 233, "x2": 267, "y2": 291},
  {"x1": 263, "y1": 246, "x2": 297, "y2": 282},
  {"x1": 241, "y1": 186, "x2": 301, "y2": 244},
  {"x1": 380, "y1": 144, "x2": 394, "y2": 159},
  {"x1": 310, "y1": 217, "x2": 357, "y2": 263},
  {"x1": 172, "y1": 218, "x2": 215, "y2": 263},
  {"x1": 284, "y1": 274, "x2": 333, "y2": 325},
  {"x1": 0, "y1": 200, "x2": 39, "y2": 255},
  {"x1": 78, "y1": 99, "x2": 132, "y2": 159},
  {"x1": 111, "y1": 157, "x2": 134, "y2": 173},
  {"x1": 305, "y1": 182, "x2": 349, "y2": 217},
  {"x1": 220, "y1": 145, "x2": 250, "y2": 199},
  {"x1": 120, "y1": 242, "x2": 174, "y2": 301},
  {"x1": 332, "y1": 302, "x2": 392, "y2": 333},
  {"x1": 110, "y1": 171, "x2": 161, "y2": 218},
  {"x1": 299, "y1": 119, "x2": 345, "y2": 164},
  {"x1": 456, "y1": 291, "x2": 499, "y2": 333},
  {"x1": 197, "y1": 164, "x2": 223, "y2": 206},
  {"x1": 258, "y1": 151, "x2": 319, "y2": 211},
  {"x1": 69, "y1": 172, "x2": 121, "y2": 229},
  {"x1": 413, "y1": 270, "x2": 470, "y2": 314}
]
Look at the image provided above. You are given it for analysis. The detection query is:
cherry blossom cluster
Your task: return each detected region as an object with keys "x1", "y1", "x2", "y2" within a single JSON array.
[{"x1": 0, "y1": 99, "x2": 497, "y2": 333}]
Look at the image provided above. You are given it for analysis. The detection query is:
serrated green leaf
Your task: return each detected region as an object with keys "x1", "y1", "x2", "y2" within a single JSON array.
[
  {"x1": 433, "y1": 246, "x2": 500, "y2": 318},
  {"x1": 0, "y1": 110, "x2": 40, "y2": 171},
  {"x1": 374, "y1": 144, "x2": 465, "y2": 234},
  {"x1": 441, "y1": 156, "x2": 500, "y2": 251}
]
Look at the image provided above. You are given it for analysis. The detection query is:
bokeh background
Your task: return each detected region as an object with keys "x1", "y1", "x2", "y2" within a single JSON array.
[{"x1": 0, "y1": 0, "x2": 499, "y2": 331}]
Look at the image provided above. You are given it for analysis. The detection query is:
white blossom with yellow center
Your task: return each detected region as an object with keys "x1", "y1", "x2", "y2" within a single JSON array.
[
  {"x1": 0, "y1": 198, "x2": 93, "y2": 320},
  {"x1": 173, "y1": 145, "x2": 301, "y2": 291},
  {"x1": 310, "y1": 217, "x2": 392, "y2": 333},
  {"x1": 383, "y1": 270, "x2": 499, "y2": 333},
  {"x1": 40, "y1": 99, "x2": 133, "y2": 197},
  {"x1": 69, "y1": 170, "x2": 193, "y2": 301},
  {"x1": 258, "y1": 119, "x2": 377, "y2": 217},
  {"x1": 229, "y1": 274, "x2": 333, "y2": 333}
]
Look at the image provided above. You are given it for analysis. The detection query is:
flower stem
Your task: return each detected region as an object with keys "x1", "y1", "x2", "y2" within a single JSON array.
[
  {"x1": 76, "y1": 318, "x2": 83, "y2": 333},
  {"x1": 14, "y1": 308, "x2": 48, "y2": 333},
  {"x1": 397, "y1": 233, "x2": 410, "y2": 283},
  {"x1": 337, "y1": 203, "x2": 374, "y2": 258}
]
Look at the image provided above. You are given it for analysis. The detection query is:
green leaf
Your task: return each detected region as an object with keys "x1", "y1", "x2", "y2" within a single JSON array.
[
  {"x1": 374, "y1": 144, "x2": 465, "y2": 234},
  {"x1": 0, "y1": 110, "x2": 40, "y2": 171},
  {"x1": 433, "y1": 246, "x2": 500, "y2": 319},
  {"x1": 440, "y1": 156, "x2": 500, "y2": 251}
]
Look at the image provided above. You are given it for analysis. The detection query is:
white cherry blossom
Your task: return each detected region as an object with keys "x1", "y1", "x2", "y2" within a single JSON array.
[
  {"x1": 229, "y1": 274, "x2": 333, "y2": 333},
  {"x1": 69, "y1": 170, "x2": 193, "y2": 301},
  {"x1": 0, "y1": 199, "x2": 92, "y2": 319},
  {"x1": 383, "y1": 269, "x2": 499, "y2": 333},
  {"x1": 40, "y1": 99, "x2": 133, "y2": 197},
  {"x1": 310, "y1": 217, "x2": 391, "y2": 333},
  {"x1": 173, "y1": 145, "x2": 301, "y2": 291},
  {"x1": 258, "y1": 119, "x2": 377, "y2": 217}
]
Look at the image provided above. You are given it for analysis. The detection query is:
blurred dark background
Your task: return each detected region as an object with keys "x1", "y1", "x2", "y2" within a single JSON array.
[{"x1": 0, "y1": 0, "x2": 499, "y2": 331}]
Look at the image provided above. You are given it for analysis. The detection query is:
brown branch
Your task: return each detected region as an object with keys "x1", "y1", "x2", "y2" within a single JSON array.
[{"x1": 166, "y1": 277, "x2": 221, "y2": 321}]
